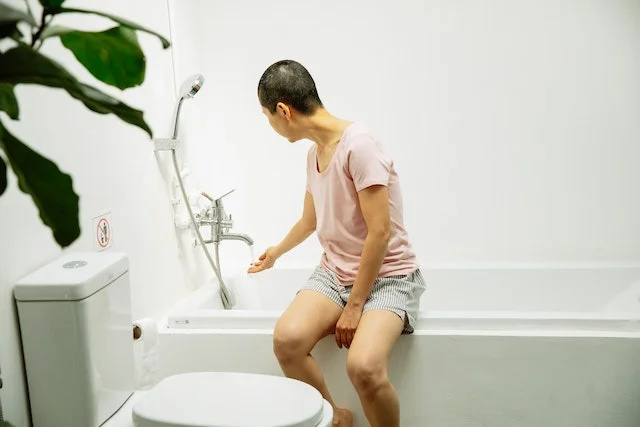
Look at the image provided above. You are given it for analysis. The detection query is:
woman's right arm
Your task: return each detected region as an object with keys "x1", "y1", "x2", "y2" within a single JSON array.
[{"x1": 271, "y1": 191, "x2": 316, "y2": 258}]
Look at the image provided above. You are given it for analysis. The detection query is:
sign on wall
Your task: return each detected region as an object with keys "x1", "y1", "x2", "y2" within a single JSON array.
[{"x1": 93, "y1": 211, "x2": 112, "y2": 251}]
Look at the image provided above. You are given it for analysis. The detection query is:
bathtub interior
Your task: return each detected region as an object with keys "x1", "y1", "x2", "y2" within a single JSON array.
[{"x1": 175, "y1": 265, "x2": 640, "y2": 313}]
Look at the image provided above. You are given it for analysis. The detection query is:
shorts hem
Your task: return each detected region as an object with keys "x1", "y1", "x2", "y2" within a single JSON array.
[
  {"x1": 297, "y1": 286, "x2": 344, "y2": 309},
  {"x1": 362, "y1": 306, "x2": 416, "y2": 334}
]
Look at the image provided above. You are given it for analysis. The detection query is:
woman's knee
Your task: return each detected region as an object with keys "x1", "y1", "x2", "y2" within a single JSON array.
[
  {"x1": 272, "y1": 320, "x2": 312, "y2": 363},
  {"x1": 346, "y1": 352, "x2": 388, "y2": 395}
]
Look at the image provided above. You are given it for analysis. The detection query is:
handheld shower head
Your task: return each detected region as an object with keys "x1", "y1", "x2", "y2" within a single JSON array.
[
  {"x1": 171, "y1": 74, "x2": 205, "y2": 139},
  {"x1": 179, "y1": 74, "x2": 205, "y2": 100}
]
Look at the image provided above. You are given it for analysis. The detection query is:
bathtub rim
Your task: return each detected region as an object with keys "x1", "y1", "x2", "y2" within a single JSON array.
[{"x1": 163, "y1": 262, "x2": 640, "y2": 337}]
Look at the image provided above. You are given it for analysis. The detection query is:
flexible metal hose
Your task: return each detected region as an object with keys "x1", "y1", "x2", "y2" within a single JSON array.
[
  {"x1": 171, "y1": 149, "x2": 234, "y2": 309},
  {"x1": 214, "y1": 241, "x2": 223, "y2": 294}
]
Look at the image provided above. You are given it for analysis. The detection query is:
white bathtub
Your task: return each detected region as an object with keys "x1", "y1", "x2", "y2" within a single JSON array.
[{"x1": 158, "y1": 264, "x2": 640, "y2": 427}]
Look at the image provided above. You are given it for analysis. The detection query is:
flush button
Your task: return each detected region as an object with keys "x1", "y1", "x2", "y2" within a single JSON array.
[{"x1": 63, "y1": 261, "x2": 88, "y2": 269}]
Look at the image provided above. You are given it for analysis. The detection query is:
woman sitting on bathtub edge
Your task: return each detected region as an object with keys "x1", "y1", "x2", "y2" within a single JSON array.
[{"x1": 248, "y1": 59, "x2": 426, "y2": 427}]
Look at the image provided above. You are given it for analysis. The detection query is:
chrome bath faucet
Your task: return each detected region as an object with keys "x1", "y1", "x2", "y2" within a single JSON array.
[{"x1": 196, "y1": 189, "x2": 254, "y2": 246}]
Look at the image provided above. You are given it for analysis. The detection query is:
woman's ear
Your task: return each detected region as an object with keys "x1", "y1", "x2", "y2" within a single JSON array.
[{"x1": 276, "y1": 102, "x2": 292, "y2": 120}]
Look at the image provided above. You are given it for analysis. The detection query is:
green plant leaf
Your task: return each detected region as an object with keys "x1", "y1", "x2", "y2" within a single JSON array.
[
  {"x1": 0, "y1": 83, "x2": 20, "y2": 120},
  {"x1": 0, "y1": 119, "x2": 80, "y2": 247},
  {"x1": 60, "y1": 26, "x2": 146, "y2": 90},
  {"x1": 47, "y1": 7, "x2": 170, "y2": 49},
  {"x1": 0, "y1": 3, "x2": 37, "y2": 26},
  {"x1": 39, "y1": 0, "x2": 65, "y2": 7},
  {"x1": 0, "y1": 46, "x2": 152, "y2": 137},
  {"x1": 0, "y1": 155, "x2": 7, "y2": 196}
]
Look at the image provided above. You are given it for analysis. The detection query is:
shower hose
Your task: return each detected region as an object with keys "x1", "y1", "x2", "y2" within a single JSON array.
[{"x1": 171, "y1": 149, "x2": 234, "y2": 309}]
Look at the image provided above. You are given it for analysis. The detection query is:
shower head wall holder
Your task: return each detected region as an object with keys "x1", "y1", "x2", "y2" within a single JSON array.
[{"x1": 153, "y1": 138, "x2": 179, "y2": 151}]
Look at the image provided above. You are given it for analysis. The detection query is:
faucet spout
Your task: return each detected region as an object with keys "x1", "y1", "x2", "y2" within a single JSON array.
[{"x1": 219, "y1": 232, "x2": 254, "y2": 246}]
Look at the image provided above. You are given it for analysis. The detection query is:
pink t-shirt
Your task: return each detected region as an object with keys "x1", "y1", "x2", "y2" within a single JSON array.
[{"x1": 306, "y1": 122, "x2": 418, "y2": 285}]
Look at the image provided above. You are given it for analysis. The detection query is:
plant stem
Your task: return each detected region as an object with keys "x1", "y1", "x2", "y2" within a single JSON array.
[{"x1": 30, "y1": 9, "x2": 48, "y2": 48}]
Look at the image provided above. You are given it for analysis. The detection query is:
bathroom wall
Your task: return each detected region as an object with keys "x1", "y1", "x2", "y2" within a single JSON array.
[
  {"x1": 0, "y1": 0, "x2": 197, "y2": 424},
  {"x1": 169, "y1": 0, "x2": 640, "y2": 270}
]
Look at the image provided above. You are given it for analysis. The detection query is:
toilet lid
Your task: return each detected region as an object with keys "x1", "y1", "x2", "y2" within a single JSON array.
[{"x1": 132, "y1": 372, "x2": 326, "y2": 427}]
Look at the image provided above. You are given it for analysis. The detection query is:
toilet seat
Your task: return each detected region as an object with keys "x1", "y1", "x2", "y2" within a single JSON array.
[{"x1": 132, "y1": 372, "x2": 332, "y2": 427}]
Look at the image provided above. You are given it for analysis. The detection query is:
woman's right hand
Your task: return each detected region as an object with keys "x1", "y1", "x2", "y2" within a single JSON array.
[{"x1": 247, "y1": 246, "x2": 279, "y2": 274}]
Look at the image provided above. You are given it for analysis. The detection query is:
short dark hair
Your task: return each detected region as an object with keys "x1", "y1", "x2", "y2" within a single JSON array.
[{"x1": 258, "y1": 60, "x2": 323, "y2": 115}]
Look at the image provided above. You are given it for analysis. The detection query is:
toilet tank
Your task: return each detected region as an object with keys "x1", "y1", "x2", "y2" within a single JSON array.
[{"x1": 14, "y1": 252, "x2": 135, "y2": 427}]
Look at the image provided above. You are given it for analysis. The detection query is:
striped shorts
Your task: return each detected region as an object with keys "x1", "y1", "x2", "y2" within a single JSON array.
[{"x1": 300, "y1": 266, "x2": 427, "y2": 334}]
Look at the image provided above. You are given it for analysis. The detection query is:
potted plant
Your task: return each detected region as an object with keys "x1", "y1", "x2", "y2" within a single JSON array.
[
  {"x1": 0, "y1": 0, "x2": 170, "y2": 248},
  {"x1": 0, "y1": 1, "x2": 171, "y2": 425}
]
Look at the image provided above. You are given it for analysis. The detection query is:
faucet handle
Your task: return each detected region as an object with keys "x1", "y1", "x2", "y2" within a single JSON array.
[
  {"x1": 214, "y1": 189, "x2": 235, "y2": 207},
  {"x1": 214, "y1": 188, "x2": 236, "y2": 203}
]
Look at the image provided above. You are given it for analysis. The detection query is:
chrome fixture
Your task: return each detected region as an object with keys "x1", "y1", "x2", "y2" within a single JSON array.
[
  {"x1": 197, "y1": 189, "x2": 254, "y2": 246},
  {"x1": 154, "y1": 73, "x2": 242, "y2": 309},
  {"x1": 154, "y1": 74, "x2": 206, "y2": 152},
  {"x1": 179, "y1": 74, "x2": 205, "y2": 100},
  {"x1": 172, "y1": 74, "x2": 205, "y2": 139}
]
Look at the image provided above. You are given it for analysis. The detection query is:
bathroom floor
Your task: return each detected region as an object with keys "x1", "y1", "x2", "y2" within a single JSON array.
[{"x1": 103, "y1": 391, "x2": 149, "y2": 427}]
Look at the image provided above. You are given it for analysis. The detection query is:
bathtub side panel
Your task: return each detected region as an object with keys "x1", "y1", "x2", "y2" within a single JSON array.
[
  {"x1": 159, "y1": 331, "x2": 280, "y2": 377},
  {"x1": 160, "y1": 331, "x2": 640, "y2": 427}
]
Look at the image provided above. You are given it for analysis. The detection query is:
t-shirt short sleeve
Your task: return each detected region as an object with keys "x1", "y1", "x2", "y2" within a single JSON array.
[{"x1": 347, "y1": 134, "x2": 392, "y2": 192}]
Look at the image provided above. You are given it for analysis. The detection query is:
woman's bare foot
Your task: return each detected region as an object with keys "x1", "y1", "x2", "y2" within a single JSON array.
[{"x1": 332, "y1": 407, "x2": 353, "y2": 427}]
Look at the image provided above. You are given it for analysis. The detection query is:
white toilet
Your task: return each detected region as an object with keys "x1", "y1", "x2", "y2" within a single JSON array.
[{"x1": 14, "y1": 252, "x2": 333, "y2": 427}]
